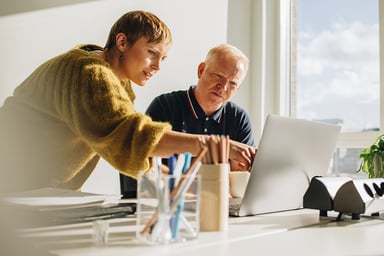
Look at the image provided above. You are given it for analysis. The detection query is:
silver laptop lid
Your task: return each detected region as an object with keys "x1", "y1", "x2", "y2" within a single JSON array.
[{"x1": 237, "y1": 114, "x2": 341, "y2": 216}]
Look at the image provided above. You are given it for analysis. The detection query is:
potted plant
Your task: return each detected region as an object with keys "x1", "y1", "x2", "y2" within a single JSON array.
[{"x1": 357, "y1": 134, "x2": 384, "y2": 178}]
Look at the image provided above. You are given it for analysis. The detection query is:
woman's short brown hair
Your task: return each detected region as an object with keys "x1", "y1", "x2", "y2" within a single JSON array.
[{"x1": 104, "y1": 10, "x2": 172, "y2": 50}]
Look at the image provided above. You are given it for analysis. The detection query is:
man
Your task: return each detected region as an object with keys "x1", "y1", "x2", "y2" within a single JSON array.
[{"x1": 147, "y1": 43, "x2": 255, "y2": 168}]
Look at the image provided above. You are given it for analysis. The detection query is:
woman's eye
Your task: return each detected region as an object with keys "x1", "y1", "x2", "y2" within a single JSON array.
[{"x1": 148, "y1": 50, "x2": 156, "y2": 56}]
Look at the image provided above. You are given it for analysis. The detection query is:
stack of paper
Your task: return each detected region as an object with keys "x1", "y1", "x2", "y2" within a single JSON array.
[{"x1": 2, "y1": 187, "x2": 135, "y2": 226}]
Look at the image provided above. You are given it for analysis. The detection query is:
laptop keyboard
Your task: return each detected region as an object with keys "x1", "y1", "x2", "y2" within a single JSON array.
[{"x1": 229, "y1": 202, "x2": 240, "y2": 210}]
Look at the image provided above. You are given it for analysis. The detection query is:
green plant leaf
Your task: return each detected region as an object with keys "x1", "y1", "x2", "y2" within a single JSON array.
[{"x1": 357, "y1": 134, "x2": 384, "y2": 178}]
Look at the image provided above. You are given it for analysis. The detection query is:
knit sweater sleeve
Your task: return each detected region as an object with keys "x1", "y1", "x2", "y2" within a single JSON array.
[{"x1": 55, "y1": 49, "x2": 171, "y2": 178}]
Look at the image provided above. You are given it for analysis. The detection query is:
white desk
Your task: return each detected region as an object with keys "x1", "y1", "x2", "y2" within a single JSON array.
[{"x1": 18, "y1": 209, "x2": 384, "y2": 256}]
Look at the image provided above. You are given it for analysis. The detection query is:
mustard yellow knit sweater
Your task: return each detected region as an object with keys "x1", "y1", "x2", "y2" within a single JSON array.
[{"x1": 0, "y1": 45, "x2": 171, "y2": 193}]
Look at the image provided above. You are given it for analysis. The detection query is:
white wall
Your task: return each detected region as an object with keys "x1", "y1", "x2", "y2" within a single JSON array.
[
  {"x1": 0, "y1": 0, "x2": 228, "y2": 194},
  {"x1": 228, "y1": 0, "x2": 286, "y2": 141},
  {"x1": 227, "y1": 0, "x2": 252, "y2": 115}
]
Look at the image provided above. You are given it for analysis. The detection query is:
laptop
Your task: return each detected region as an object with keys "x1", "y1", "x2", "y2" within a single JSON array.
[{"x1": 229, "y1": 114, "x2": 341, "y2": 217}]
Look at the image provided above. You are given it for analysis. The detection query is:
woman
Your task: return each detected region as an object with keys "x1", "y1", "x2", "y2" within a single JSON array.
[{"x1": 0, "y1": 10, "x2": 255, "y2": 194}]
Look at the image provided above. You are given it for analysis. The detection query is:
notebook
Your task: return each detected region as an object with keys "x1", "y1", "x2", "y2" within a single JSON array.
[{"x1": 229, "y1": 114, "x2": 341, "y2": 217}]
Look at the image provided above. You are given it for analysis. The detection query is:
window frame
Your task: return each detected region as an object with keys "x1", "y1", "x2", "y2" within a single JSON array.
[{"x1": 256, "y1": 0, "x2": 384, "y2": 149}]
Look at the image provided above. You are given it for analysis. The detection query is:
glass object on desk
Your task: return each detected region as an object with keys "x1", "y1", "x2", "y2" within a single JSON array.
[
  {"x1": 136, "y1": 172, "x2": 201, "y2": 245},
  {"x1": 92, "y1": 220, "x2": 109, "y2": 246}
]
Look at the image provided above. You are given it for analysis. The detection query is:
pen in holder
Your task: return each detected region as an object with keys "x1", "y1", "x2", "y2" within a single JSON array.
[{"x1": 136, "y1": 149, "x2": 207, "y2": 245}]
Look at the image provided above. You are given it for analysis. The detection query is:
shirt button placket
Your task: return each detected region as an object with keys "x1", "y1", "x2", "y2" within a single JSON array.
[{"x1": 204, "y1": 116, "x2": 209, "y2": 134}]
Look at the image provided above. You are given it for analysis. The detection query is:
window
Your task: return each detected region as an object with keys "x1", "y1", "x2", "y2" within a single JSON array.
[
  {"x1": 227, "y1": 0, "x2": 383, "y2": 175},
  {"x1": 291, "y1": 0, "x2": 382, "y2": 175}
]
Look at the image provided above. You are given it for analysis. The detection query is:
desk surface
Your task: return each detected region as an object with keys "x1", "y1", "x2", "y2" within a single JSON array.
[{"x1": 16, "y1": 208, "x2": 384, "y2": 256}]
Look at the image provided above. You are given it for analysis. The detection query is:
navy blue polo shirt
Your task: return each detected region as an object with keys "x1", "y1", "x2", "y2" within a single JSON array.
[{"x1": 145, "y1": 85, "x2": 255, "y2": 147}]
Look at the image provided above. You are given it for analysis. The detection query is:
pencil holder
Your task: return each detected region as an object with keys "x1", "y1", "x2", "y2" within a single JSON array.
[
  {"x1": 136, "y1": 173, "x2": 201, "y2": 245},
  {"x1": 199, "y1": 163, "x2": 230, "y2": 231}
]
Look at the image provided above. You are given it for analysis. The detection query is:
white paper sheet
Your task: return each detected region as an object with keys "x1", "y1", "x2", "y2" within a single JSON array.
[{"x1": 2, "y1": 187, "x2": 121, "y2": 208}]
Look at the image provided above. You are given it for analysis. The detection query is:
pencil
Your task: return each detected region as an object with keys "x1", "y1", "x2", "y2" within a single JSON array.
[
  {"x1": 209, "y1": 136, "x2": 219, "y2": 164},
  {"x1": 225, "y1": 135, "x2": 230, "y2": 163},
  {"x1": 220, "y1": 135, "x2": 226, "y2": 163},
  {"x1": 170, "y1": 146, "x2": 207, "y2": 198}
]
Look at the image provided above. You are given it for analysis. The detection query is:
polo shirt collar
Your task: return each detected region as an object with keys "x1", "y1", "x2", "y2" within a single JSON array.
[{"x1": 186, "y1": 85, "x2": 224, "y2": 123}]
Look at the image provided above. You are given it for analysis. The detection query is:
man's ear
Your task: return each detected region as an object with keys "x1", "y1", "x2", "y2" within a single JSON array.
[{"x1": 197, "y1": 62, "x2": 206, "y2": 78}]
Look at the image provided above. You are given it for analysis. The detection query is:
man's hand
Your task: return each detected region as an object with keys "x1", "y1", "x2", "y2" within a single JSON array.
[{"x1": 228, "y1": 140, "x2": 256, "y2": 171}]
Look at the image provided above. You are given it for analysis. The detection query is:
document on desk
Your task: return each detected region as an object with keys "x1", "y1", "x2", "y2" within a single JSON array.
[
  {"x1": 3, "y1": 187, "x2": 122, "y2": 208},
  {"x1": 2, "y1": 187, "x2": 136, "y2": 226}
]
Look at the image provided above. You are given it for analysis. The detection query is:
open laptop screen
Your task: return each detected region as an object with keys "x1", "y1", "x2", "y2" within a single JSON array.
[{"x1": 233, "y1": 114, "x2": 341, "y2": 217}]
